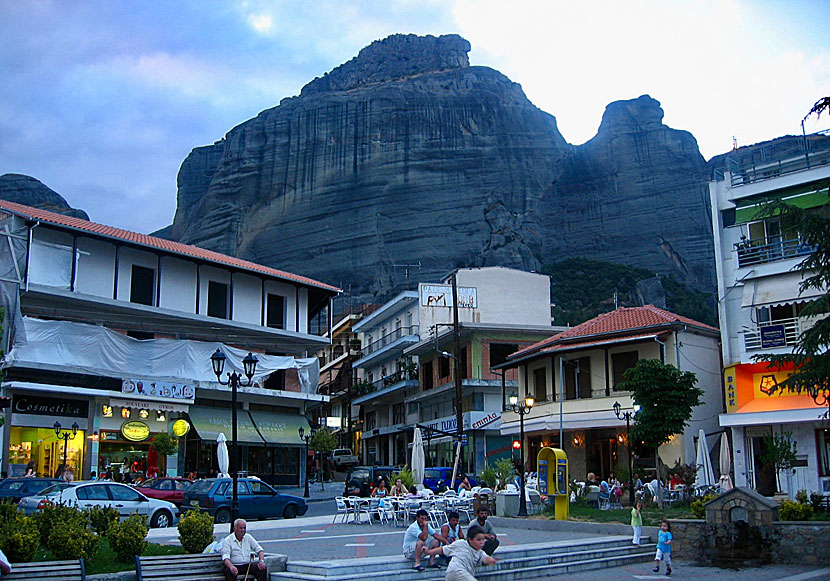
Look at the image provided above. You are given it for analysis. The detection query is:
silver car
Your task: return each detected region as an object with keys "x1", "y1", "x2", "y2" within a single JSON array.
[{"x1": 18, "y1": 481, "x2": 179, "y2": 528}]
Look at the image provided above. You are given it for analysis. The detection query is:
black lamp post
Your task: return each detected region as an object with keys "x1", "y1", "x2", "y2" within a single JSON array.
[
  {"x1": 298, "y1": 426, "x2": 315, "y2": 499},
  {"x1": 613, "y1": 400, "x2": 640, "y2": 506},
  {"x1": 508, "y1": 391, "x2": 535, "y2": 517},
  {"x1": 211, "y1": 349, "x2": 258, "y2": 532},
  {"x1": 53, "y1": 421, "x2": 79, "y2": 470}
]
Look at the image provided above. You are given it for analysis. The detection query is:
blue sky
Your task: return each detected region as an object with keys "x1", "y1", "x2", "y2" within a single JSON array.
[{"x1": 1, "y1": 0, "x2": 828, "y2": 233}]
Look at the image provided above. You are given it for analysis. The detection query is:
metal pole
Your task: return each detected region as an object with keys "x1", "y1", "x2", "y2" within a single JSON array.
[
  {"x1": 63, "y1": 435, "x2": 68, "y2": 467},
  {"x1": 518, "y1": 408, "x2": 528, "y2": 517},
  {"x1": 231, "y1": 372, "x2": 239, "y2": 533},
  {"x1": 450, "y1": 273, "x2": 463, "y2": 484},
  {"x1": 303, "y1": 437, "x2": 310, "y2": 498},
  {"x1": 626, "y1": 413, "x2": 634, "y2": 506}
]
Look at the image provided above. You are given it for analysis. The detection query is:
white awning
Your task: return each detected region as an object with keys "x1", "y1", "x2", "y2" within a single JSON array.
[
  {"x1": 501, "y1": 410, "x2": 625, "y2": 435},
  {"x1": 741, "y1": 272, "x2": 824, "y2": 308},
  {"x1": 719, "y1": 408, "x2": 826, "y2": 427}
]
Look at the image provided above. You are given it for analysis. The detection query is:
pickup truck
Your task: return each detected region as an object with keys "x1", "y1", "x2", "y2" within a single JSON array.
[{"x1": 331, "y1": 448, "x2": 359, "y2": 468}]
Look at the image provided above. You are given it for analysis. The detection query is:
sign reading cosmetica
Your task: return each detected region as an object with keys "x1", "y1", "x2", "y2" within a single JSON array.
[
  {"x1": 12, "y1": 394, "x2": 88, "y2": 418},
  {"x1": 420, "y1": 285, "x2": 477, "y2": 308},
  {"x1": 121, "y1": 421, "x2": 151, "y2": 442},
  {"x1": 121, "y1": 379, "x2": 194, "y2": 401}
]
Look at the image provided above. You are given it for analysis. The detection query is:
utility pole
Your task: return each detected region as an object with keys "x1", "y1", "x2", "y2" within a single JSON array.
[{"x1": 450, "y1": 272, "x2": 464, "y2": 488}]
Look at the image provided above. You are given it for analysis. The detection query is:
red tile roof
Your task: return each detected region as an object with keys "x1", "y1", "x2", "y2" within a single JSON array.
[
  {"x1": 0, "y1": 199, "x2": 340, "y2": 293},
  {"x1": 510, "y1": 305, "x2": 718, "y2": 359}
]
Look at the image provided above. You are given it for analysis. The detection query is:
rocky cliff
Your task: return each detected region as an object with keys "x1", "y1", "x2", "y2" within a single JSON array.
[
  {"x1": 0, "y1": 174, "x2": 89, "y2": 219},
  {"x1": 157, "y1": 34, "x2": 717, "y2": 302}
]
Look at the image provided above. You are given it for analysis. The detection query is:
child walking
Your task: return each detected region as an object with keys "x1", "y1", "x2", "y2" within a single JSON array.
[
  {"x1": 631, "y1": 500, "x2": 643, "y2": 545},
  {"x1": 653, "y1": 520, "x2": 672, "y2": 576},
  {"x1": 427, "y1": 524, "x2": 498, "y2": 581}
]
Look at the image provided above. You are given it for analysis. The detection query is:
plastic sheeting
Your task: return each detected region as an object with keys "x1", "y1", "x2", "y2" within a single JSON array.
[{"x1": 4, "y1": 316, "x2": 320, "y2": 393}]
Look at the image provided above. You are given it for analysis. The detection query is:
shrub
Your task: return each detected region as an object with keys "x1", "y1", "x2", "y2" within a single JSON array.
[
  {"x1": 494, "y1": 458, "x2": 515, "y2": 490},
  {"x1": 36, "y1": 503, "x2": 88, "y2": 545},
  {"x1": 810, "y1": 493, "x2": 826, "y2": 513},
  {"x1": 690, "y1": 493, "x2": 715, "y2": 519},
  {"x1": 0, "y1": 514, "x2": 40, "y2": 563},
  {"x1": 106, "y1": 513, "x2": 148, "y2": 562},
  {"x1": 391, "y1": 466, "x2": 414, "y2": 490},
  {"x1": 478, "y1": 465, "x2": 497, "y2": 490},
  {"x1": 47, "y1": 518, "x2": 99, "y2": 560},
  {"x1": 177, "y1": 509, "x2": 214, "y2": 554},
  {"x1": 779, "y1": 499, "x2": 813, "y2": 521},
  {"x1": 795, "y1": 489, "x2": 809, "y2": 504},
  {"x1": 87, "y1": 505, "x2": 120, "y2": 535},
  {"x1": 0, "y1": 499, "x2": 20, "y2": 524}
]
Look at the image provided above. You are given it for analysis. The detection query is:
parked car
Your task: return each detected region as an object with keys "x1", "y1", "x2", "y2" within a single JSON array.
[
  {"x1": 423, "y1": 468, "x2": 477, "y2": 493},
  {"x1": 181, "y1": 477, "x2": 308, "y2": 523},
  {"x1": 331, "y1": 448, "x2": 359, "y2": 469},
  {"x1": 0, "y1": 478, "x2": 60, "y2": 503},
  {"x1": 18, "y1": 481, "x2": 179, "y2": 528},
  {"x1": 343, "y1": 466, "x2": 399, "y2": 497},
  {"x1": 134, "y1": 477, "x2": 193, "y2": 505}
]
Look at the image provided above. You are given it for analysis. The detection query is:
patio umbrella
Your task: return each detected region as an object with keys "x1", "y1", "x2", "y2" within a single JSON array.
[
  {"x1": 719, "y1": 433, "x2": 734, "y2": 491},
  {"x1": 411, "y1": 427, "x2": 425, "y2": 491},
  {"x1": 217, "y1": 433, "x2": 229, "y2": 478},
  {"x1": 693, "y1": 429, "x2": 716, "y2": 490}
]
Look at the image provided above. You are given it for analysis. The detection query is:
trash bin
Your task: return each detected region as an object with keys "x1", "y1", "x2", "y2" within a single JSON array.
[{"x1": 496, "y1": 491, "x2": 519, "y2": 517}]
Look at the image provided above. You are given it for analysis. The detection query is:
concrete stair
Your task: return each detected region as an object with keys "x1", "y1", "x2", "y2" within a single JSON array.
[{"x1": 271, "y1": 536, "x2": 654, "y2": 580}]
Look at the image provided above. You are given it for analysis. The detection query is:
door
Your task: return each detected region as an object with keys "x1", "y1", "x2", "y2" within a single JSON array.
[
  {"x1": 74, "y1": 483, "x2": 111, "y2": 511},
  {"x1": 233, "y1": 481, "x2": 254, "y2": 518},
  {"x1": 249, "y1": 480, "x2": 281, "y2": 517},
  {"x1": 155, "y1": 479, "x2": 174, "y2": 502},
  {"x1": 107, "y1": 484, "x2": 150, "y2": 520}
]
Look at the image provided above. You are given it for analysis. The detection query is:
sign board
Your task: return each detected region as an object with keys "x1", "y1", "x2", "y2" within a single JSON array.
[
  {"x1": 121, "y1": 421, "x2": 151, "y2": 442},
  {"x1": 171, "y1": 419, "x2": 190, "y2": 437},
  {"x1": 12, "y1": 395, "x2": 88, "y2": 418},
  {"x1": 420, "y1": 285, "x2": 477, "y2": 308},
  {"x1": 760, "y1": 324, "x2": 787, "y2": 349},
  {"x1": 121, "y1": 379, "x2": 195, "y2": 401}
]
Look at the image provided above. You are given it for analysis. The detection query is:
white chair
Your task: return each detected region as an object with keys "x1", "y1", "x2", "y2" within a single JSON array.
[{"x1": 333, "y1": 496, "x2": 352, "y2": 524}]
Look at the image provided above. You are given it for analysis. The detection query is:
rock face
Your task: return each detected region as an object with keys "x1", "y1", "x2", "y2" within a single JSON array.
[
  {"x1": 0, "y1": 174, "x2": 89, "y2": 219},
  {"x1": 158, "y1": 34, "x2": 717, "y2": 302}
]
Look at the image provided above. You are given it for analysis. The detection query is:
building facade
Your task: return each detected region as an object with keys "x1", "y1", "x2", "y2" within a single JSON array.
[
  {"x1": 0, "y1": 200, "x2": 338, "y2": 485},
  {"x1": 709, "y1": 136, "x2": 830, "y2": 496}
]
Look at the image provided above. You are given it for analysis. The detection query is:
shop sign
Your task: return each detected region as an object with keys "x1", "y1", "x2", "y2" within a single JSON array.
[
  {"x1": 12, "y1": 395, "x2": 88, "y2": 418},
  {"x1": 420, "y1": 284, "x2": 477, "y2": 308},
  {"x1": 471, "y1": 411, "x2": 500, "y2": 430},
  {"x1": 172, "y1": 419, "x2": 190, "y2": 437},
  {"x1": 102, "y1": 432, "x2": 119, "y2": 441},
  {"x1": 760, "y1": 324, "x2": 787, "y2": 349},
  {"x1": 111, "y1": 398, "x2": 188, "y2": 413},
  {"x1": 121, "y1": 421, "x2": 151, "y2": 442},
  {"x1": 121, "y1": 379, "x2": 194, "y2": 401}
]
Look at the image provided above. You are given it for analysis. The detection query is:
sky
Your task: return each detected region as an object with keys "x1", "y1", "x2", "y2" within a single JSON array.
[{"x1": 1, "y1": 1, "x2": 828, "y2": 234}]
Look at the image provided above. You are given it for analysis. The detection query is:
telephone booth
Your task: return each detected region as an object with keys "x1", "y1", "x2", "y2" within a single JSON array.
[{"x1": 537, "y1": 447, "x2": 568, "y2": 520}]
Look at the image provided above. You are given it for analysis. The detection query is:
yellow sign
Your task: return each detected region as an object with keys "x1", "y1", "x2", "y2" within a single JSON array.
[
  {"x1": 172, "y1": 419, "x2": 190, "y2": 437},
  {"x1": 121, "y1": 421, "x2": 150, "y2": 442}
]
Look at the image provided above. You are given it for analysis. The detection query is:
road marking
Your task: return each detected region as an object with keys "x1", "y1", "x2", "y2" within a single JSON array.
[
  {"x1": 300, "y1": 529, "x2": 327, "y2": 533},
  {"x1": 260, "y1": 530, "x2": 403, "y2": 543},
  {"x1": 345, "y1": 543, "x2": 375, "y2": 547},
  {"x1": 778, "y1": 570, "x2": 830, "y2": 581},
  {"x1": 632, "y1": 576, "x2": 669, "y2": 579}
]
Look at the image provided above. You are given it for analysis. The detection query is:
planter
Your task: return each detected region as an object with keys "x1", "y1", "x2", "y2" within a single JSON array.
[{"x1": 496, "y1": 491, "x2": 519, "y2": 517}]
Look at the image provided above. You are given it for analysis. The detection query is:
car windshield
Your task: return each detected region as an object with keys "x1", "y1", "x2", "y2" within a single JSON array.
[
  {"x1": 140, "y1": 479, "x2": 159, "y2": 488},
  {"x1": 424, "y1": 469, "x2": 442, "y2": 479},
  {"x1": 38, "y1": 483, "x2": 75, "y2": 496}
]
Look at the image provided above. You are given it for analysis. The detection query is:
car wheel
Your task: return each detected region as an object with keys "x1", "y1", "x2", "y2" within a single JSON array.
[
  {"x1": 283, "y1": 504, "x2": 297, "y2": 519},
  {"x1": 151, "y1": 510, "x2": 172, "y2": 528},
  {"x1": 214, "y1": 508, "x2": 231, "y2": 524}
]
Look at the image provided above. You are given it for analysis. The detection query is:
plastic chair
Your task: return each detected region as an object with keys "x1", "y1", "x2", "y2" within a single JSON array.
[{"x1": 333, "y1": 496, "x2": 352, "y2": 524}]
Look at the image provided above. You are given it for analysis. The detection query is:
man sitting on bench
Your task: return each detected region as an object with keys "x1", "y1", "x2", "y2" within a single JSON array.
[{"x1": 221, "y1": 519, "x2": 267, "y2": 581}]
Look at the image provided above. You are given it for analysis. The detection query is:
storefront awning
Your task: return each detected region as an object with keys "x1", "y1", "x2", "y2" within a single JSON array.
[
  {"x1": 500, "y1": 410, "x2": 624, "y2": 436},
  {"x1": 249, "y1": 411, "x2": 308, "y2": 445},
  {"x1": 741, "y1": 272, "x2": 825, "y2": 308},
  {"x1": 187, "y1": 406, "x2": 264, "y2": 444}
]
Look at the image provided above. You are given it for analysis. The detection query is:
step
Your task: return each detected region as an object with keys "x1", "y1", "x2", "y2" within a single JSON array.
[{"x1": 271, "y1": 536, "x2": 654, "y2": 581}]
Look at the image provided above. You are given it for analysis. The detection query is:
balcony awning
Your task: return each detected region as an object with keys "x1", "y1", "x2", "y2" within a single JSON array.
[
  {"x1": 187, "y1": 406, "x2": 264, "y2": 444},
  {"x1": 249, "y1": 410, "x2": 309, "y2": 445},
  {"x1": 500, "y1": 410, "x2": 625, "y2": 435},
  {"x1": 741, "y1": 272, "x2": 825, "y2": 308}
]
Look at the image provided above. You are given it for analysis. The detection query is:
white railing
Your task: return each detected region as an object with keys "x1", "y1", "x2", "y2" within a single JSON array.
[{"x1": 744, "y1": 317, "x2": 801, "y2": 350}]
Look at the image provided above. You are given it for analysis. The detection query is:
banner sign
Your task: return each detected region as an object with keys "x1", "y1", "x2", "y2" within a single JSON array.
[
  {"x1": 760, "y1": 324, "x2": 787, "y2": 349},
  {"x1": 121, "y1": 379, "x2": 194, "y2": 401},
  {"x1": 12, "y1": 395, "x2": 88, "y2": 418},
  {"x1": 420, "y1": 285, "x2": 477, "y2": 308}
]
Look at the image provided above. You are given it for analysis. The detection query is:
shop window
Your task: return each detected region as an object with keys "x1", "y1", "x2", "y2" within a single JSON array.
[
  {"x1": 612, "y1": 351, "x2": 639, "y2": 390},
  {"x1": 266, "y1": 294, "x2": 286, "y2": 329},
  {"x1": 130, "y1": 265, "x2": 155, "y2": 306},
  {"x1": 207, "y1": 281, "x2": 229, "y2": 319},
  {"x1": 534, "y1": 367, "x2": 548, "y2": 401},
  {"x1": 8, "y1": 426, "x2": 85, "y2": 479}
]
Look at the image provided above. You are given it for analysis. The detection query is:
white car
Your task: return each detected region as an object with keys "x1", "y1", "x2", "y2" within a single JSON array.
[{"x1": 18, "y1": 481, "x2": 179, "y2": 528}]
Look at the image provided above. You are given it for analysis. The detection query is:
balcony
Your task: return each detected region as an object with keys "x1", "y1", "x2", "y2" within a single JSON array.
[
  {"x1": 352, "y1": 369, "x2": 418, "y2": 405},
  {"x1": 352, "y1": 325, "x2": 419, "y2": 367},
  {"x1": 735, "y1": 237, "x2": 813, "y2": 268},
  {"x1": 744, "y1": 317, "x2": 801, "y2": 351},
  {"x1": 729, "y1": 147, "x2": 830, "y2": 187}
]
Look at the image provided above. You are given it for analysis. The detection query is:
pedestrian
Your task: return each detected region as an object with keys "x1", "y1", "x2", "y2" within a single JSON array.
[
  {"x1": 55, "y1": 463, "x2": 66, "y2": 480},
  {"x1": 90, "y1": 471, "x2": 98, "y2": 481},
  {"x1": 652, "y1": 520, "x2": 673, "y2": 576},
  {"x1": 24, "y1": 460, "x2": 36, "y2": 477},
  {"x1": 221, "y1": 518, "x2": 267, "y2": 581},
  {"x1": 472, "y1": 506, "x2": 499, "y2": 555},
  {"x1": 631, "y1": 500, "x2": 643, "y2": 545},
  {"x1": 403, "y1": 509, "x2": 448, "y2": 571},
  {"x1": 426, "y1": 524, "x2": 498, "y2": 581},
  {"x1": 0, "y1": 546, "x2": 11, "y2": 576}
]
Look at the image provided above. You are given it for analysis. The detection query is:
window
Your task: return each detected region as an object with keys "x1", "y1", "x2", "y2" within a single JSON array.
[
  {"x1": 612, "y1": 351, "x2": 639, "y2": 390},
  {"x1": 438, "y1": 356, "x2": 450, "y2": 379},
  {"x1": 108, "y1": 484, "x2": 142, "y2": 502},
  {"x1": 393, "y1": 403, "x2": 405, "y2": 425},
  {"x1": 157, "y1": 480, "x2": 172, "y2": 491},
  {"x1": 817, "y1": 428, "x2": 830, "y2": 477},
  {"x1": 490, "y1": 343, "x2": 518, "y2": 367},
  {"x1": 460, "y1": 347, "x2": 468, "y2": 380},
  {"x1": 365, "y1": 411, "x2": 376, "y2": 430},
  {"x1": 207, "y1": 281, "x2": 229, "y2": 319},
  {"x1": 77, "y1": 484, "x2": 110, "y2": 500},
  {"x1": 249, "y1": 481, "x2": 274, "y2": 495},
  {"x1": 422, "y1": 360, "x2": 433, "y2": 390},
  {"x1": 564, "y1": 357, "x2": 592, "y2": 400},
  {"x1": 264, "y1": 370, "x2": 285, "y2": 390},
  {"x1": 129, "y1": 265, "x2": 155, "y2": 306},
  {"x1": 266, "y1": 294, "x2": 286, "y2": 329},
  {"x1": 533, "y1": 367, "x2": 548, "y2": 401},
  {"x1": 174, "y1": 480, "x2": 191, "y2": 491}
]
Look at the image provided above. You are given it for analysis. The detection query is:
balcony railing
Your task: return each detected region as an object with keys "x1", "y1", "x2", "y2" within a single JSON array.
[
  {"x1": 744, "y1": 317, "x2": 801, "y2": 350},
  {"x1": 353, "y1": 369, "x2": 418, "y2": 398},
  {"x1": 362, "y1": 325, "x2": 419, "y2": 356},
  {"x1": 728, "y1": 147, "x2": 830, "y2": 187},
  {"x1": 735, "y1": 237, "x2": 813, "y2": 267}
]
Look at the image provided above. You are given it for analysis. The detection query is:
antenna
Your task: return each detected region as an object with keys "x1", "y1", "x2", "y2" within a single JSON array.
[{"x1": 392, "y1": 261, "x2": 422, "y2": 282}]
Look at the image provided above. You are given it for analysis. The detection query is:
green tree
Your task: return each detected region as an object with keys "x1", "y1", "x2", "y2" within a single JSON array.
[
  {"x1": 310, "y1": 428, "x2": 336, "y2": 483},
  {"x1": 753, "y1": 198, "x2": 830, "y2": 417},
  {"x1": 760, "y1": 430, "x2": 798, "y2": 493},
  {"x1": 619, "y1": 359, "x2": 703, "y2": 507}
]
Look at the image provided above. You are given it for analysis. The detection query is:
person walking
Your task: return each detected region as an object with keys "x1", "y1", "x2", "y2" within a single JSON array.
[
  {"x1": 221, "y1": 519, "x2": 267, "y2": 581},
  {"x1": 630, "y1": 500, "x2": 643, "y2": 545},
  {"x1": 652, "y1": 520, "x2": 673, "y2": 576}
]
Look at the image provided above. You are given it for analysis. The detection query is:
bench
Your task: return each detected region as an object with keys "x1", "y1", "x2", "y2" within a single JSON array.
[
  {"x1": 4, "y1": 558, "x2": 85, "y2": 580},
  {"x1": 136, "y1": 553, "x2": 225, "y2": 581}
]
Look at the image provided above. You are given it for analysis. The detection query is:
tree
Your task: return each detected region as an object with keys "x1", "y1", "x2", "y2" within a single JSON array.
[
  {"x1": 760, "y1": 430, "x2": 798, "y2": 493},
  {"x1": 619, "y1": 359, "x2": 703, "y2": 507},
  {"x1": 149, "y1": 432, "x2": 178, "y2": 476},
  {"x1": 309, "y1": 428, "x2": 336, "y2": 484},
  {"x1": 754, "y1": 198, "x2": 830, "y2": 417}
]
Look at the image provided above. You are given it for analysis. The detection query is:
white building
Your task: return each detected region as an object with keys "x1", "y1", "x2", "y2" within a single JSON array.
[
  {"x1": 709, "y1": 135, "x2": 830, "y2": 496},
  {"x1": 0, "y1": 200, "x2": 339, "y2": 485}
]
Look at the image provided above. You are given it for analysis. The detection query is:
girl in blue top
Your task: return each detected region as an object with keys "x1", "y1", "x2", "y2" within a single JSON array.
[{"x1": 653, "y1": 520, "x2": 673, "y2": 576}]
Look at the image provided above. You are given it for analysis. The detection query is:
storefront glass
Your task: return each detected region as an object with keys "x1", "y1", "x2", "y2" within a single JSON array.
[
  {"x1": 8, "y1": 426, "x2": 85, "y2": 478},
  {"x1": 98, "y1": 439, "x2": 153, "y2": 482}
]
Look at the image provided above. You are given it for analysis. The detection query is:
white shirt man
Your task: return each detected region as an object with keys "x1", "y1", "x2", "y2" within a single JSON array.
[{"x1": 221, "y1": 519, "x2": 267, "y2": 581}]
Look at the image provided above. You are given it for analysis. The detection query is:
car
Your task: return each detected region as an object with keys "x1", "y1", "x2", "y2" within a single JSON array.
[
  {"x1": 423, "y1": 468, "x2": 477, "y2": 493},
  {"x1": 343, "y1": 466, "x2": 399, "y2": 497},
  {"x1": 331, "y1": 448, "x2": 359, "y2": 469},
  {"x1": 0, "y1": 478, "x2": 60, "y2": 503},
  {"x1": 18, "y1": 481, "x2": 179, "y2": 528},
  {"x1": 134, "y1": 477, "x2": 193, "y2": 505},
  {"x1": 181, "y1": 477, "x2": 308, "y2": 523}
]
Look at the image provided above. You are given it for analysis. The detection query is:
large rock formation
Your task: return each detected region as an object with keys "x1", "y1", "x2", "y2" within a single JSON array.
[
  {"x1": 0, "y1": 174, "x2": 89, "y2": 219},
  {"x1": 157, "y1": 34, "x2": 717, "y2": 302}
]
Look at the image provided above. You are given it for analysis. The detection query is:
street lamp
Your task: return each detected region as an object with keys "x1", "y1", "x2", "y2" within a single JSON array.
[
  {"x1": 211, "y1": 348, "x2": 258, "y2": 532},
  {"x1": 298, "y1": 426, "x2": 315, "y2": 499},
  {"x1": 613, "y1": 401, "x2": 640, "y2": 506},
  {"x1": 53, "y1": 421, "x2": 80, "y2": 471},
  {"x1": 508, "y1": 391, "x2": 535, "y2": 517}
]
